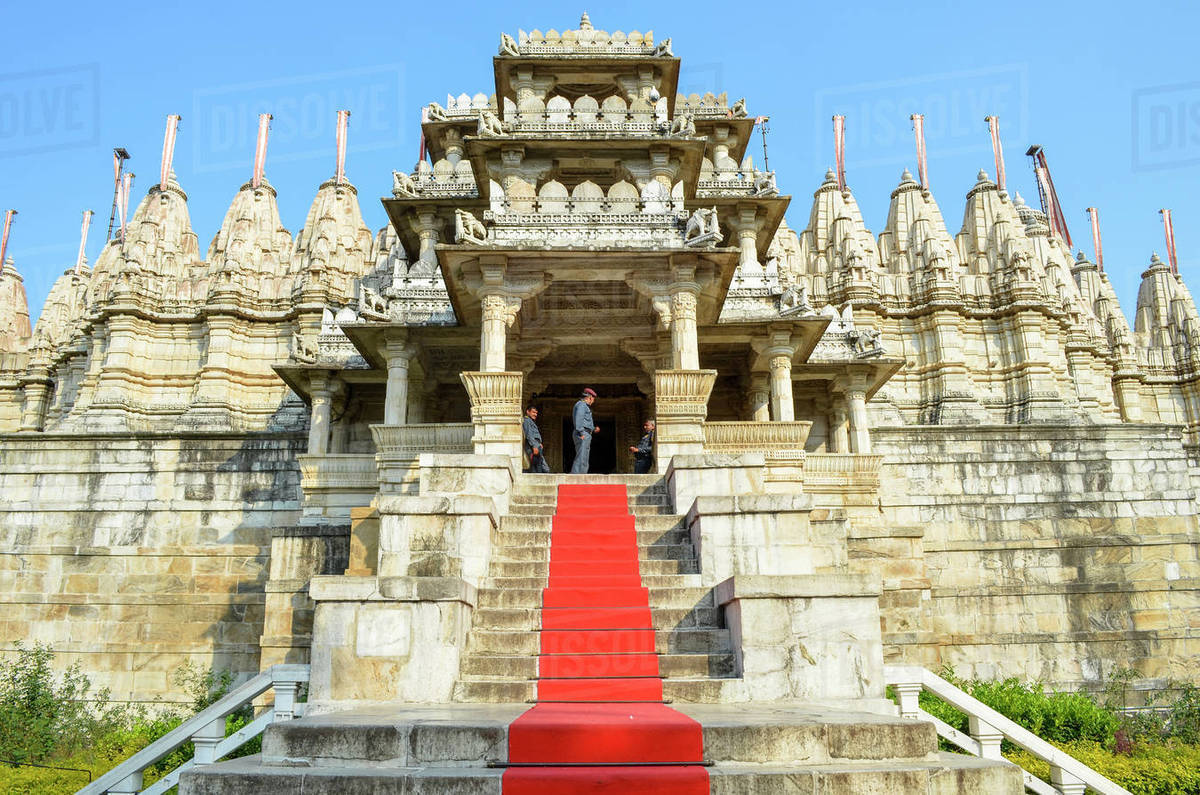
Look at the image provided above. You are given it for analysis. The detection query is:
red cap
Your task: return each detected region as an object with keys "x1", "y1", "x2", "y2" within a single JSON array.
[{"x1": 582, "y1": 387, "x2": 598, "y2": 397}]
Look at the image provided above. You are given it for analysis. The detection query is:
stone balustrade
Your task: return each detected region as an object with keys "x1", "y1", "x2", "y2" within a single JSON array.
[
  {"x1": 703, "y1": 420, "x2": 813, "y2": 454},
  {"x1": 297, "y1": 453, "x2": 378, "y2": 493},
  {"x1": 800, "y1": 453, "x2": 884, "y2": 492},
  {"x1": 370, "y1": 423, "x2": 474, "y2": 457}
]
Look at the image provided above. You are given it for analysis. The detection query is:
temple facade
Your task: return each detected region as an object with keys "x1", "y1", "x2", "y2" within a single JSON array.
[{"x1": 0, "y1": 16, "x2": 1196, "y2": 713}]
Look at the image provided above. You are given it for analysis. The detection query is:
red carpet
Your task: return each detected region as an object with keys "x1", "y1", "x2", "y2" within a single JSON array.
[{"x1": 503, "y1": 484, "x2": 708, "y2": 793}]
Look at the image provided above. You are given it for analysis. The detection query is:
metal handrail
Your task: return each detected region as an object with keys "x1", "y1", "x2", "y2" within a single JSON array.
[
  {"x1": 77, "y1": 664, "x2": 309, "y2": 795},
  {"x1": 885, "y1": 665, "x2": 1133, "y2": 795}
]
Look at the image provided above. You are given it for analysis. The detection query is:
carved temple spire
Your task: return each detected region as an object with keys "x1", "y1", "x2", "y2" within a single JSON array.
[
  {"x1": 0, "y1": 257, "x2": 32, "y2": 352},
  {"x1": 1135, "y1": 252, "x2": 1200, "y2": 371},
  {"x1": 205, "y1": 176, "x2": 294, "y2": 297},
  {"x1": 29, "y1": 265, "x2": 90, "y2": 360},
  {"x1": 877, "y1": 168, "x2": 959, "y2": 303},
  {"x1": 294, "y1": 177, "x2": 374, "y2": 305}
]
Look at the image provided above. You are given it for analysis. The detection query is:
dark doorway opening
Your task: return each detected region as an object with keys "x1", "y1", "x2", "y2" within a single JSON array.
[{"x1": 561, "y1": 415, "x2": 617, "y2": 474}]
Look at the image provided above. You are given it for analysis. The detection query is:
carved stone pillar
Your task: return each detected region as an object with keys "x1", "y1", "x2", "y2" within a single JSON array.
[
  {"x1": 19, "y1": 369, "x2": 53, "y2": 432},
  {"x1": 480, "y1": 294, "x2": 512, "y2": 372},
  {"x1": 654, "y1": 369, "x2": 717, "y2": 472},
  {"x1": 735, "y1": 205, "x2": 761, "y2": 275},
  {"x1": 460, "y1": 370, "x2": 523, "y2": 459},
  {"x1": 414, "y1": 211, "x2": 441, "y2": 274},
  {"x1": 830, "y1": 401, "x2": 850, "y2": 453},
  {"x1": 407, "y1": 370, "x2": 426, "y2": 424},
  {"x1": 768, "y1": 353, "x2": 795, "y2": 422},
  {"x1": 846, "y1": 387, "x2": 872, "y2": 454},
  {"x1": 442, "y1": 128, "x2": 464, "y2": 166},
  {"x1": 748, "y1": 373, "x2": 770, "y2": 422},
  {"x1": 384, "y1": 337, "x2": 413, "y2": 425},
  {"x1": 670, "y1": 287, "x2": 700, "y2": 370},
  {"x1": 308, "y1": 374, "x2": 334, "y2": 455}
]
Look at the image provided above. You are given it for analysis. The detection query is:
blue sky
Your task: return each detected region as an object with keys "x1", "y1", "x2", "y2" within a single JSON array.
[{"x1": 3, "y1": 0, "x2": 1199, "y2": 323}]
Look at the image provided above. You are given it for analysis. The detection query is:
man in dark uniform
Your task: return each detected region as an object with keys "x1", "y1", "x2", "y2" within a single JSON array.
[
  {"x1": 522, "y1": 405, "x2": 549, "y2": 473},
  {"x1": 570, "y1": 388, "x2": 599, "y2": 474},
  {"x1": 629, "y1": 419, "x2": 655, "y2": 474}
]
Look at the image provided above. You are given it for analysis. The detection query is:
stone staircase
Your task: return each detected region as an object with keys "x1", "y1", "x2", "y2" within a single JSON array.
[
  {"x1": 178, "y1": 474, "x2": 1024, "y2": 792},
  {"x1": 453, "y1": 473, "x2": 740, "y2": 704}
]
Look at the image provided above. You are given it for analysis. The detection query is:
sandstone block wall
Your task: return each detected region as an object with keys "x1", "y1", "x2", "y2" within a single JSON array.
[
  {"x1": 0, "y1": 432, "x2": 303, "y2": 704},
  {"x1": 869, "y1": 424, "x2": 1200, "y2": 689}
]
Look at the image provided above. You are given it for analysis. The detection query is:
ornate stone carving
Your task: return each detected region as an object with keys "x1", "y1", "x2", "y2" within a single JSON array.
[
  {"x1": 684, "y1": 207, "x2": 722, "y2": 247},
  {"x1": 392, "y1": 170, "x2": 419, "y2": 197},
  {"x1": 454, "y1": 209, "x2": 487, "y2": 244}
]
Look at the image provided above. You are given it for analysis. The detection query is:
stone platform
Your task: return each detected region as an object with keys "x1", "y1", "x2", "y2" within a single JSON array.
[{"x1": 178, "y1": 703, "x2": 1022, "y2": 793}]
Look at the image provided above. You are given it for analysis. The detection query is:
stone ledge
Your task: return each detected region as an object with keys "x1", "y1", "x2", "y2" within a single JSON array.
[
  {"x1": 847, "y1": 525, "x2": 925, "y2": 539},
  {"x1": 0, "y1": 544, "x2": 267, "y2": 556},
  {"x1": 687, "y1": 494, "x2": 812, "y2": 521},
  {"x1": 417, "y1": 453, "x2": 517, "y2": 473},
  {"x1": 375, "y1": 494, "x2": 499, "y2": 519},
  {"x1": 0, "y1": 592, "x2": 266, "y2": 605},
  {"x1": 309, "y1": 575, "x2": 477, "y2": 606},
  {"x1": 669, "y1": 452, "x2": 767, "y2": 470},
  {"x1": 929, "y1": 578, "x2": 1200, "y2": 597},
  {"x1": 716, "y1": 574, "x2": 881, "y2": 605}
]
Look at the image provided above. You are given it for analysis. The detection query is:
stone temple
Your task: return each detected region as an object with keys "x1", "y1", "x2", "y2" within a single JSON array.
[{"x1": 0, "y1": 14, "x2": 1197, "y2": 792}]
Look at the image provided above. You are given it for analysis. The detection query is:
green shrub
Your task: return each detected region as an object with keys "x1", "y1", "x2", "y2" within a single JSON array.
[{"x1": 1008, "y1": 740, "x2": 1200, "y2": 795}]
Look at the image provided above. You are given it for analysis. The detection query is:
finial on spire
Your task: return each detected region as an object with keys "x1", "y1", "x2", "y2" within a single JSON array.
[
  {"x1": 160, "y1": 115, "x2": 181, "y2": 192},
  {"x1": 580, "y1": 11, "x2": 592, "y2": 30},
  {"x1": 252, "y1": 113, "x2": 272, "y2": 189},
  {"x1": 335, "y1": 110, "x2": 351, "y2": 185},
  {"x1": 75, "y1": 210, "x2": 94, "y2": 276},
  {"x1": 0, "y1": 209, "x2": 15, "y2": 278},
  {"x1": 976, "y1": 169, "x2": 990, "y2": 183},
  {"x1": 899, "y1": 168, "x2": 915, "y2": 184}
]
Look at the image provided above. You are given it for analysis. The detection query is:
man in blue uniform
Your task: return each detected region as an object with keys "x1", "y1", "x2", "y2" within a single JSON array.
[
  {"x1": 570, "y1": 387, "x2": 600, "y2": 474},
  {"x1": 629, "y1": 419, "x2": 655, "y2": 474},
  {"x1": 522, "y1": 405, "x2": 550, "y2": 473}
]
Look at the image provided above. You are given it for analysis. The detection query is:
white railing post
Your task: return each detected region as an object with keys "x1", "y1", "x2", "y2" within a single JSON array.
[
  {"x1": 1051, "y1": 765, "x2": 1087, "y2": 795},
  {"x1": 893, "y1": 681, "x2": 922, "y2": 719},
  {"x1": 109, "y1": 771, "x2": 143, "y2": 794},
  {"x1": 968, "y1": 715, "x2": 1003, "y2": 760},
  {"x1": 191, "y1": 716, "x2": 227, "y2": 766},
  {"x1": 274, "y1": 678, "x2": 299, "y2": 721}
]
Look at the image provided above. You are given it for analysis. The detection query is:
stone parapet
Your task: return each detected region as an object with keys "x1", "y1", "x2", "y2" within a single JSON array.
[
  {"x1": 307, "y1": 575, "x2": 477, "y2": 711},
  {"x1": 685, "y1": 493, "x2": 817, "y2": 585},
  {"x1": 654, "y1": 369, "x2": 717, "y2": 472},
  {"x1": 370, "y1": 423, "x2": 473, "y2": 494},
  {"x1": 716, "y1": 574, "x2": 884, "y2": 702},
  {"x1": 666, "y1": 452, "x2": 766, "y2": 513}
]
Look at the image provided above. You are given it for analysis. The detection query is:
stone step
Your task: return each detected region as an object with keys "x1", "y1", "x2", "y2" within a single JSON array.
[
  {"x1": 477, "y1": 586, "x2": 715, "y2": 609},
  {"x1": 480, "y1": 573, "x2": 704, "y2": 590},
  {"x1": 507, "y1": 502, "x2": 675, "y2": 516},
  {"x1": 460, "y1": 652, "x2": 736, "y2": 679},
  {"x1": 500, "y1": 513, "x2": 684, "y2": 533},
  {"x1": 492, "y1": 543, "x2": 696, "y2": 564},
  {"x1": 450, "y1": 677, "x2": 744, "y2": 704},
  {"x1": 465, "y1": 628, "x2": 732, "y2": 656},
  {"x1": 242, "y1": 704, "x2": 949, "y2": 767},
  {"x1": 180, "y1": 752, "x2": 1021, "y2": 794},
  {"x1": 487, "y1": 527, "x2": 692, "y2": 550},
  {"x1": 510, "y1": 491, "x2": 672, "y2": 507},
  {"x1": 468, "y1": 605, "x2": 722, "y2": 631},
  {"x1": 487, "y1": 558, "x2": 697, "y2": 579}
]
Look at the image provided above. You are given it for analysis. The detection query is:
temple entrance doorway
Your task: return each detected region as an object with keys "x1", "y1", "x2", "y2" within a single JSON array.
[
  {"x1": 561, "y1": 415, "x2": 618, "y2": 474},
  {"x1": 526, "y1": 385, "x2": 650, "y2": 474}
]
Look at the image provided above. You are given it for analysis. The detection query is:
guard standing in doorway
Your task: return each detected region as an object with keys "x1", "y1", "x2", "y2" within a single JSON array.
[
  {"x1": 523, "y1": 405, "x2": 550, "y2": 473},
  {"x1": 570, "y1": 388, "x2": 600, "y2": 474}
]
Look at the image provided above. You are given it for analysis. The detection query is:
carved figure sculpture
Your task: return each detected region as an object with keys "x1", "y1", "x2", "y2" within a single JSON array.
[
  {"x1": 729, "y1": 97, "x2": 748, "y2": 118},
  {"x1": 500, "y1": 32, "x2": 520, "y2": 56},
  {"x1": 653, "y1": 38, "x2": 673, "y2": 56},
  {"x1": 753, "y1": 170, "x2": 778, "y2": 196},
  {"x1": 684, "y1": 206, "x2": 722, "y2": 246},
  {"x1": 426, "y1": 102, "x2": 450, "y2": 122},
  {"x1": 455, "y1": 209, "x2": 487, "y2": 244},
  {"x1": 668, "y1": 113, "x2": 695, "y2": 136},
  {"x1": 778, "y1": 284, "x2": 814, "y2": 317},
  {"x1": 477, "y1": 109, "x2": 505, "y2": 137},
  {"x1": 392, "y1": 170, "x2": 419, "y2": 198}
]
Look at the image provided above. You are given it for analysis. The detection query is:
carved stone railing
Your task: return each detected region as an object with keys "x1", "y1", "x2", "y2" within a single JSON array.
[
  {"x1": 370, "y1": 423, "x2": 474, "y2": 458},
  {"x1": 297, "y1": 453, "x2": 378, "y2": 493},
  {"x1": 81, "y1": 664, "x2": 309, "y2": 795},
  {"x1": 886, "y1": 666, "x2": 1133, "y2": 795},
  {"x1": 800, "y1": 453, "x2": 884, "y2": 492},
  {"x1": 703, "y1": 421, "x2": 812, "y2": 454}
]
